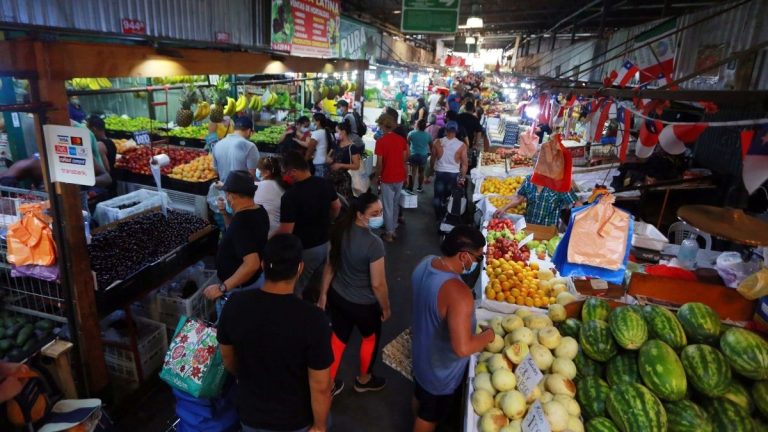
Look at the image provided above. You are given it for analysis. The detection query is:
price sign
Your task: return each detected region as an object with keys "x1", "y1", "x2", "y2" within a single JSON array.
[
  {"x1": 515, "y1": 354, "x2": 544, "y2": 398},
  {"x1": 522, "y1": 400, "x2": 551, "y2": 432},
  {"x1": 519, "y1": 233, "x2": 535, "y2": 249},
  {"x1": 133, "y1": 130, "x2": 151, "y2": 146},
  {"x1": 514, "y1": 217, "x2": 527, "y2": 233},
  {"x1": 215, "y1": 31, "x2": 231, "y2": 43},
  {"x1": 121, "y1": 18, "x2": 146, "y2": 35}
]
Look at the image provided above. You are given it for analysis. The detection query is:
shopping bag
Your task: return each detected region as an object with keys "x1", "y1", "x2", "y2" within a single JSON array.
[
  {"x1": 6, "y1": 203, "x2": 56, "y2": 267},
  {"x1": 531, "y1": 133, "x2": 573, "y2": 193},
  {"x1": 160, "y1": 316, "x2": 227, "y2": 398},
  {"x1": 567, "y1": 194, "x2": 631, "y2": 271},
  {"x1": 518, "y1": 125, "x2": 538, "y2": 158}
]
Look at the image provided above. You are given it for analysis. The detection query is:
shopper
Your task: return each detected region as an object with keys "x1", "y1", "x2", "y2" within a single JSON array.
[
  {"x1": 407, "y1": 120, "x2": 431, "y2": 193},
  {"x1": 318, "y1": 193, "x2": 390, "y2": 396},
  {"x1": 493, "y1": 175, "x2": 580, "y2": 226},
  {"x1": 411, "y1": 226, "x2": 495, "y2": 432},
  {"x1": 205, "y1": 171, "x2": 269, "y2": 305},
  {"x1": 411, "y1": 97, "x2": 428, "y2": 124},
  {"x1": 431, "y1": 121, "x2": 467, "y2": 221},
  {"x1": 374, "y1": 114, "x2": 408, "y2": 243},
  {"x1": 278, "y1": 116, "x2": 311, "y2": 157},
  {"x1": 253, "y1": 157, "x2": 288, "y2": 237},
  {"x1": 212, "y1": 116, "x2": 260, "y2": 182},
  {"x1": 335, "y1": 100, "x2": 361, "y2": 136},
  {"x1": 86, "y1": 115, "x2": 116, "y2": 174},
  {"x1": 427, "y1": 90, "x2": 441, "y2": 114},
  {"x1": 295, "y1": 113, "x2": 334, "y2": 178},
  {"x1": 437, "y1": 110, "x2": 468, "y2": 146},
  {"x1": 457, "y1": 101, "x2": 484, "y2": 150},
  {"x1": 278, "y1": 152, "x2": 341, "y2": 299},
  {"x1": 384, "y1": 107, "x2": 409, "y2": 140},
  {"x1": 447, "y1": 85, "x2": 463, "y2": 113},
  {"x1": 327, "y1": 120, "x2": 363, "y2": 202},
  {"x1": 426, "y1": 114, "x2": 441, "y2": 141},
  {"x1": 218, "y1": 234, "x2": 333, "y2": 432}
]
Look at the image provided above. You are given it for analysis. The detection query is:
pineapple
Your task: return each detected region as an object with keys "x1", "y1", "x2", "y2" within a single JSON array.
[
  {"x1": 175, "y1": 85, "x2": 199, "y2": 127},
  {"x1": 209, "y1": 76, "x2": 230, "y2": 123}
]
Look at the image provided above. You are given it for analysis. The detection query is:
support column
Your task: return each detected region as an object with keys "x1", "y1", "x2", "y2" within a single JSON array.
[{"x1": 551, "y1": 32, "x2": 557, "y2": 51}]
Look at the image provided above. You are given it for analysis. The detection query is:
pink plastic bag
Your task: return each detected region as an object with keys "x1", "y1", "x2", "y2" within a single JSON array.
[{"x1": 518, "y1": 125, "x2": 538, "y2": 158}]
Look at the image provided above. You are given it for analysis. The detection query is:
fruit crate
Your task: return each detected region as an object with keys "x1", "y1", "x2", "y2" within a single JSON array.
[
  {"x1": 156, "y1": 270, "x2": 217, "y2": 331},
  {"x1": 101, "y1": 314, "x2": 168, "y2": 387},
  {"x1": 118, "y1": 180, "x2": 209, "y2": 218}
]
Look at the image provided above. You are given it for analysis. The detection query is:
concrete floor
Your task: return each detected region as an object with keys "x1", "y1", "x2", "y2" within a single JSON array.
[{"x1": 115, "y1": 187, "x2": 466, "y2": 432}]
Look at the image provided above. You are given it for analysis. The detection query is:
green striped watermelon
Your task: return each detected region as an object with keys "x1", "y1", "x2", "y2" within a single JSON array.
[
  {"x1": 643, "y1": 305, "x2": 687, "y2": 350},
  {"x1": 606, "y1": 351, "x2": 639, "y2": 386},
  {"x1": 721, "y1": 380, "x2": 753, "y2": 413},
  {"x1": 583, "y1": 297, "x2": 612, "y2": 322},
  {"x1": 753, "y1": 380, "x2": 768, "y2": 418},
  {"x1": 580, "y1": 319, "x2": 618, "y2": 362},
  {"x1": 586, "y1": 417, "x2": 620, "y2": 432},
  {"x1": 609, "y1": 307, "x2": 648, "y2": 350},
  {"x1": 677, "y1": 302, "x2": 721, "y2": 344},
  {"x1": 638, "y1": 339, "x2": 687, "y2": 401},
  {"x1": 606, "y1": 383, "x2": 667, "y2": 432},
  {"x1": 664, "y1": 400, "x2": 713, "y2": 432},
  {"x1": 560, "y1": 318, "x2": 582, "y2": 338},
  {"x1": 720, "y1": 327, "x2": 768, "y2": 380},
  {"x1": 680, "y1": 344, "x2": 731, "y2": 397},
  {"x1": 706, "y1": 397, "x2": 755, "y2": 432},
  {"x1": 577, "y1": 376, "x2": 611, "y2": 419},
  {"x1": 575, "y1": 349, "x2": 605, "y2": 381}
]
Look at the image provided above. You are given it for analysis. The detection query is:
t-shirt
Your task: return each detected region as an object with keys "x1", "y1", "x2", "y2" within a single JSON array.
[
  {"x1": 374, "y1": 132, "x2": 408, "y2": 183},
  {"x1": 280, "y1": 176, "x2": 338, "y2": 249},
  {"x1": 426, "y1": 124, "x2": 441, "y2": 141},
  {"x1": 216, "y1": 207, "x2": 270, "y2": 287},
  {"x1": 330, "y1": 142, "x2": 363, "y2": 165},
  {"x1": 343, "y1": 112, "x2": 359, "y2": 135},
  {"x1": 331, "y1": 225, "x2": 385, "y2": 305},
  {"x1": 253, "y1": 180, "x2": 285, "y2": 237},
  {"x1": 217, "y1": 290, "x2": 333, "y2": 430},
  {"x1": 311, "y1": 129, "x2": 329, "y2": 165},
  {"x1": 447, "y1": 93, "x2": 462, "y2": 112},
  {"x1": 428, "y1": 93, "x2": 441, "y2": 113},
  {"x1": 457, "y1": 112, "x2": 483, "y2": 147},
  {"x1": 212, "y1": 134, "x2": 260, "y2": 182},
  {"x1": 408, "y1": 130, "x2": 431, "y2": 157}
]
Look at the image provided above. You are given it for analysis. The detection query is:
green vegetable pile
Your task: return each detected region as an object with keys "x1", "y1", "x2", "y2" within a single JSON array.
[
  {"x1": 167, "y1": 124, "x2": 208, "y2": 139},
  {"x1": 250, "y1": 125, "x2": 286, "y2": 145},
  {"x1": 0, "y1": 310, "x2": 58, "y2": 361},
  {"x1": 105, "y1": 116, "x2": 158, "y2": 133}
]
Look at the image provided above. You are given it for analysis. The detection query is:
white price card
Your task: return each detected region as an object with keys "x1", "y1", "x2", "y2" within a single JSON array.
[
  {"x1": 515, "y1": 354, "x2": 544, "y2": 398},
  {"x1": 523, "y1": 400, "x2": 551, "y2": 432},
  {"x1": 518, "y1": 233, "x2": 535, "y2": 249},
  {"x1": 590, "y1": 279, "x2": 609, "y2": 290},
  {"x1": 43, "y1": 124, "x2": 95, "y2": 186},
  {"x1": 515, "y1": 217, "x2": 527, "y2": 233}
]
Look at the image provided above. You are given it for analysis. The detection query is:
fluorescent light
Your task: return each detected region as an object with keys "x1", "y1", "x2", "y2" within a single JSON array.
[
  {"x1": 466, "y1": 17, "x2": 483, "y2": 28},
  {"x1": 393, "y1": 10, "x2": 401, "y2": 14},
  {"x1": 465, "y1": 36, "x2": 476, "y2": 44}
]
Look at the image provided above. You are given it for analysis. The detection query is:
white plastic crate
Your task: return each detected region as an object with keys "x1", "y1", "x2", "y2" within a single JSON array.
[
  {"x1": 93, "y1": 189, "x2": 170, "y2": 226},
  {"x1": 118, "y1": 181, "x2": 209, "y2": 218},
  {"x1": 399, "y1": 190, "x2": 418, "y2": 209},
  {"x1": 102, "y1": 316, "x2": 168, "y2": 386},
  {"x1": 156, "y1": 270, "x2": 217, "y2": 330}
]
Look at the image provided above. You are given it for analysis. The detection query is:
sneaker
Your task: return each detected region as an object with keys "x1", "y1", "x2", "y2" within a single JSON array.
[
  {"x1": 331, "y1": 379, "x2": 344, "y2": 397},
  {"x1": 354, "y1": 375, "x2": 386, "y2": 393},
  {"x1": 416, "y1": 187, "x2": 424, "y2": 193},
  {"x1": 381, "y1": 233, "x2": 395, "y2": 243}
]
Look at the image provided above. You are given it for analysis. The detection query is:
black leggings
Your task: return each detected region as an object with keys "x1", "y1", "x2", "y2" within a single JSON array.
[{"x1": 327, "y1": 288, "x2": 382, "y2": 375}]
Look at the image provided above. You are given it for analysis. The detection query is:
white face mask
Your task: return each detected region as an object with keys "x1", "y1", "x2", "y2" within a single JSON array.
[{"x1": 334, "y1": 132, "x2": 341, "y2": 141}]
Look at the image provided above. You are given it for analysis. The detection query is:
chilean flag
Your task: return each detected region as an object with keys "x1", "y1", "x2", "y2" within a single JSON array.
[
  {"x1": 637, "y1": 117, "x2": 664, "y2": 158},
  {"x1": 658, "y1": 123, "x2": 708, "y2": 155},
  {"x1": 613, "y1": 61, "x2": 640, "y2": 87},
  {"x1": 742, "y1": 125, "x2": 768, "y2": 194},
  {"x1": 616, "y1": 107, "x2": 632, "y2": 161}
]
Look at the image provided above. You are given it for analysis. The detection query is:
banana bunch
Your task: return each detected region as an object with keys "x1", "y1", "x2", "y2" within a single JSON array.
[
  {"x1": 234, "y1": 95, "x2": 248, "y2": 112},
  {"x1": 151, "y1": 75, "x2": 206, "y2": 85},
  {"x1": 69, "y1": 78, "x2": 112, "y2": 90},
  {"x1": 223, "y1": 97, "x2": 237, "y2": 116},
  {"x1": 193, "y1": 101, "x2": 210, "y2": 122},
  {"x1": 261, "y1": 89, "x2": 279, "y2": 109},
  {"x1": 249, "y1": 94, "x2": 263, "y2": 111}
]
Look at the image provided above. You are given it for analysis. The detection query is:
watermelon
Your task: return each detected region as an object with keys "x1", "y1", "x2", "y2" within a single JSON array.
[
  {"x1": 643, "y1": 305, "x2": 687, "y2": 350},
  {"x1": 721, "y1": 380, "x2": 753, "y2": 413},
  {"x1": 580, "y1": 320, "x2": 618, "y2": 362},
  {"x1": 677, "y1": 302, "x2": 721, "y2": 344},
  {"x1": 706, "y1": 397, "x2": 754, "y2": 432},
  {"x1": 753, "y1": 380, "x2": 768, "y2": 418},
  {"x1": 583, "y1": 297, "x2": 611, "y2": 322},
  {"x1": 577, "y1": 376, "x2": 611, "y2": 419},
  {"x1": 606, "y1": 383, "x2": 667, "y2": 432},
  {"x1": 638, "y1": 339, "x2": 687, "y2": 401},
  {"x1": 664, "y1": 400, "x2": 713, "y2": 432},
  {"x1": 720, "y1": 327, "x2": 768, "y2": 380},
  {"x1": 609, "y1": 307, "x2": 648, "y2": 350},
  {"x1": 606, "y1": 351, "x2": 639, "y2": 386},
  {"x1": 680, "y1": 344, "x2": 731, "y2": 397},
  {"x1": 560, "y1": 318, "x2": 582, "y2": 338},
  {"x1": 575, "y1": 349, "x2": 605, "y2": 381},
  {"x1": 586, "y1": 417, "x2": 620, "y2": 432}
]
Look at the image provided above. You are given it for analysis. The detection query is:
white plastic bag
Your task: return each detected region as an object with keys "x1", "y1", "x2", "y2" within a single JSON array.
[
  {"x1": 715, "y1": 252, "x2": 762, "y2": 288},
  {"x1": 351, "y1": 156, "x2": 373, "y2": 196}
]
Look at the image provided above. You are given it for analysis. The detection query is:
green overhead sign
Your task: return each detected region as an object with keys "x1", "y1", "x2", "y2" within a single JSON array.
[{"x1": 401, "y1": 0, "x2": 460, "y2": 34}]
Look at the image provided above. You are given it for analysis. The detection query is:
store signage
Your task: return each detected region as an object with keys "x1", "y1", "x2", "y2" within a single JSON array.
[
  {"x1": 121, "y1": 18, "x2": 146, "y2": 35},
  {"x1": 0, "y1": 133, "x2": 9, "y2": 163},
  {"x1": 133, "y1": 130, "x2": 152, "y2": 146},
  {"x1": 401, "y1": 0, "x2": 460, "y2": 34},
  {"x1": 215, "y1": 31, "x2": 231, "y2": 43},
  {"x1": 43, "y1": 125, "x2": 95, "y2": 186},
  {"x1": 270, "y1": 0, "x2": 341, "y2": 58},
  {"x1": 522, "y1": 400, "x2": 551, "y2": 432},
  {"x1": 515, "y1": 354, "x2": 544, "y2": 398},
  {"x1": 339, "y1": 18, "x2": 382, "y2": 61}
]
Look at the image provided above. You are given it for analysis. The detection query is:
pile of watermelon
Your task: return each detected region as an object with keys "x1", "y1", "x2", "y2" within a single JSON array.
[{"x1": 568, "y1": 297, "x2": 768, "y2": 432}]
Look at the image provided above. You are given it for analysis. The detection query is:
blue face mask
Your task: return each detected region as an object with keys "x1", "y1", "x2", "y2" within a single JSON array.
[
  {"x1": 374, "y1": 129, "x2": 384, "y2": 140},
  {"x1": 310, "y1": 123, "x2": 318, "y2": 131},
  {"x1": 368, "y1": 215, "x2": 384, "y2": 230},
  {"x1": 462, "y1": 253, "x2": 479, "y2": 274},
  {"x1": 255, "y1": 169, "x2": 262, "y2": 181},
  {"x1": 336, "y1": 108, "x2": 344, "y2": 116},
  {"x1": 225, "y1": 195, "x2": 234, "y2": 215}
]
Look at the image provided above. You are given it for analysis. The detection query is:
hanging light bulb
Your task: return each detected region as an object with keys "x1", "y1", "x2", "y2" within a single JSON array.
[{"x1": 466, "y1": 2, "x2": 483, "y2": 28}]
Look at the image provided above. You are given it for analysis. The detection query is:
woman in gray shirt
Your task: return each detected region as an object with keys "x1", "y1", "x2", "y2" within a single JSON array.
[{"x1": 318, "y1": 192, "x2": 391, "y2": 397}]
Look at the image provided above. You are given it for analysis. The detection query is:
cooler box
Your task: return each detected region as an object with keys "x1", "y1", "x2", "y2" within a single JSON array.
[{"x1": 399, "y1": 190, "x2": 418, "y2": 208}]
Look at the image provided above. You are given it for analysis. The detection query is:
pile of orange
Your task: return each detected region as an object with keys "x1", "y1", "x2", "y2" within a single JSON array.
[{"x1": 484, "y1": 258, "x2": 556, "y2": 308}]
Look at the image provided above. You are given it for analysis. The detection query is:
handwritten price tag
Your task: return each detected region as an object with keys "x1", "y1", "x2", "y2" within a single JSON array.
[
  {"x1": 518, "y1": 233, "x2": 535, "y2": 249},
  {"x1": 514, "y1": 217, "x2": 527, "y2": 233},
  {"x1": 515, "y1": 354, "x2": 544, "y2": 398},
  {"x1": 522, "y1": 400, "x2": 551, "y2": 432},
  {"x1": 133, "y1": 130, "x2": 151, "y2": 146}
]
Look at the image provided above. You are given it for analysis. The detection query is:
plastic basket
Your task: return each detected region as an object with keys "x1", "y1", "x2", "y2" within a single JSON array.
[
  {"x1": 93, "y1": 189, "x2": 170, "y2": 226},
  {"x1": 156, "y1": 270, "x2": 217, "y2": 330},
  {"x1": 102, "y1": 315, "x2": 168, "y2": 386}
]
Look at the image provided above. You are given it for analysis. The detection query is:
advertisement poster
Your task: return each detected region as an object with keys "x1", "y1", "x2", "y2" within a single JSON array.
[
  {"x1": 271, "y1": 0, "x2": 341, "y2": 58},
  {"x1": 43, "y1": 125, "x2": 95, "y2": 186},
  {"x1": 339, "y1": 18, "x2": 381, "y2": 61}
]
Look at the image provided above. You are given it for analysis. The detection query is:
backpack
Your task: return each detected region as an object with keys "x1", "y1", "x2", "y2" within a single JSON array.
[{"x1": 352, "y1": 111, "x2": 368, "y2": 137}]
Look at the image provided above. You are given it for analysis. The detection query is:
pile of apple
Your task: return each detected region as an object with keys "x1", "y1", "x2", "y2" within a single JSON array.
[
  {"x1": 115, "y1": 146, "x2": 207, "y2": 176},
  {"x1": 486, "y1": 219, "x2": 530, "y2": 262}
]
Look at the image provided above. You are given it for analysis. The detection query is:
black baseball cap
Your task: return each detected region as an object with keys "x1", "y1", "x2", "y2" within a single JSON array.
[
  {"x1": 222, "y1": 170, "x2": 256, "y2": 196},
  {"x1": 234, "y1": 116, "x2": 253, "y2": 130},
  {"x1": 335, "y1": 100, "x2": 349, "y2": 107}
]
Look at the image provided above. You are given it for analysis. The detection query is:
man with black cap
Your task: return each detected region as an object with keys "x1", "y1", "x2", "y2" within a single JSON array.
[
  {"x1": 217, "y1": 233, "x2": 333, "y2": 432},
  {"x1": 204, "y1": 170, "x2": 270, "y2": 304},
  {"x1": 212, "y1": 116, "x2": 260, "y2": 183}
]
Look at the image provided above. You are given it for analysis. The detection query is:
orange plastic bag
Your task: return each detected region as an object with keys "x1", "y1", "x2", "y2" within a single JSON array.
[
  {"x1": 518, "y1": 125, "x2": 539, "y2": 158},
  {"x1": 7, "y1": 203, "x2": 57, "y2": 266},
  {"x1": 567, "y1": 194, "x2": 630, "y2": 270},
  {"x1": 531, "y1": 133, "x2": 573, "y2": 192}
]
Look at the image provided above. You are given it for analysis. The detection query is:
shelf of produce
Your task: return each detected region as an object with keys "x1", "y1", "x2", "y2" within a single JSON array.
[
  {"x1": 95, "y1": 225, "x2": 219, "y2": 317},
  {"x1": 112, "y1": 169, "x2": 213, "y2": 196},
  {"x1": 167, "y1": 135, "x2": 206, "y2": 149}
]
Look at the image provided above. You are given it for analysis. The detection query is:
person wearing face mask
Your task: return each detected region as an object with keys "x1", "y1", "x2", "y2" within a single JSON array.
[
  {"x1": 253, "y1": 157, "x2": 289, "y2": 237},
  {"x1": 327, "y1": 120, "x2": 363, "y2": 201},
  {"x1": 205, "y1": 171, "x2": 270, "y2": 310},
  {"x1": 294, "y1": 113, "x2": 334, "y2": 178},
  {"x1": 318, "y1": 193, "x2": 390, "y2": 397},
  {"x1": 411, "y1": 226, "x2": 493, "y2": 432},
  {"x1": 212, "y1": 116, "x2": 260, "y2": 182},
  {"x1": 279, "y1": 116, "x2": 311, "y2": 158}
]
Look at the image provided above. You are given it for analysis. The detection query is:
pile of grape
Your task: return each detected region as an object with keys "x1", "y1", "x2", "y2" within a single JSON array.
[{"x1": 89, "y1": 210, "x2": 210, "y2": 288}]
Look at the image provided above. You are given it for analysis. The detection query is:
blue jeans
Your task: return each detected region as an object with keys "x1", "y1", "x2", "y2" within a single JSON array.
[
  {"x1": 433, "y1": 171, "x2": 458, "y2": 220},
  {"x1": 380, "y1": 182, "x2": 403, "y2": 235},
  {"x1": 314, "y1": 163, "x2": 328, "y2": 178}
]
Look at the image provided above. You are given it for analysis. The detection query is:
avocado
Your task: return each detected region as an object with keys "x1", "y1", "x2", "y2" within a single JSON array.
[{"x1": 15, "y1": 324, "x2": 33, "y2": 346}]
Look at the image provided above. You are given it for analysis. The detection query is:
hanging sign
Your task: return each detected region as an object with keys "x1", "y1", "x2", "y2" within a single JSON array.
[
  {"x1": 121, "y1": 18, "x2": 146, "y2": 35},
  {"x1": 402, "y1": 0, "x2": 460, "y2": 34},
  {"x1": 270, "y1": 0, "x2": 341, "y2": 58},
  {"x1": 339, "y1": 18, "x2": 382, "y2": 61},
  {"x1": 43, "y1": 125, "x2": 95, "y2": 186},
  {"x1": 133, "y1": 130, "x2": 152, "y2": 146}
]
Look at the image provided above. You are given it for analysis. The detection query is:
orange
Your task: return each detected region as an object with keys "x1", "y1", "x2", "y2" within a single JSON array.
[
  {"x1": 485, "y1": 288, "x2": 495, "y2": 298},
  {"x1": 495, "y1": 292, "x2": 506, "y2": 302},
  {"x1": 517, "y1": 261, "x2": 525, "y2": 267},
  {"x1": 494, "y1": 268, "x2": 503, "y2": 276},
  {"x1": 498, "y1": 275, "x2": 508, "y2": 283},
  {"x1": 505, "y1": 296, "x2": 515, "y2": 304},
  {"x1": 516, "y1": 296, "x2": 525, "y2": 305},
  {"x1": 530, "y1": 262, "x2": 540, "y2": 271},
  {"x1": 534, "y1": 298, "x2": 543, "y2": 308},
  {"x1": 501, "y1": 281, "x2": 512, "y2": 291},
  {"x1": 525, "y1": 297, "x2": 534, "y2": 307},
  {"x1": 550, "y1": 296, "x2": 557, "y2": 304},
  {"x1": 511, "y1": 288, "x2": 521, "y2": 297},
  {"x1": 541, "y1": 297, "x2": 550, "y2": 306}
]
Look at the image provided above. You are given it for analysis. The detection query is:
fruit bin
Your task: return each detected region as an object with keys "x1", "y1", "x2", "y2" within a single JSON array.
[
  {"x1": 118, "y1": 180, "x2": 209, "y2": 218},
  {"x1": 113, "y1": 168, "x2": 214, "y2": 197},
  {"x1": 93, "y1": 189, "x2": 170, "y2": 226},
  {"x1": 101, "y1": 312, "x2": 168, "y2": 388},
  {"x1": 155, "y1": 269, "x2": 217, "y2": 331}
]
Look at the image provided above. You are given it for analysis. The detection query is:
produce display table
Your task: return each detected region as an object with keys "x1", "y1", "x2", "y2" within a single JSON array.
[{"x1": 112, "y1": 168, "x2": 213, "y2": 196}]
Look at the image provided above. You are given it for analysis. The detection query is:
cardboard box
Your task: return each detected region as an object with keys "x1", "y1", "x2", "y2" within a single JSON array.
[{"x1": 526, "y1": 223, "x2": 558, "y2": 240}]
